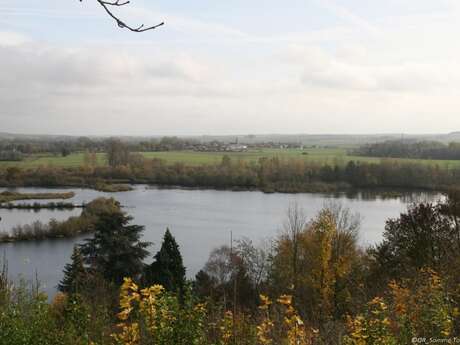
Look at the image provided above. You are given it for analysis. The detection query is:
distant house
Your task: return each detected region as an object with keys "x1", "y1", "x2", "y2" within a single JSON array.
[{"x1": 225, "y1": 144, "x2": 248, "y2": 152}]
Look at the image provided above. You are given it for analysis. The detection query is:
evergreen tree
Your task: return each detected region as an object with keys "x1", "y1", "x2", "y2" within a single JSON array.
[
  {"x1": 193, "y1": 270, "x2": 216, "y2": 300},
  {"x1": 79, "y1": 199, "x2": 150, "y2": 284},
  {"x1": 58, "y1": 246, "x2": 87, "y2": 294},
  {"x1": 144, "y1": 228, "x2": 186, "y2": 294}
]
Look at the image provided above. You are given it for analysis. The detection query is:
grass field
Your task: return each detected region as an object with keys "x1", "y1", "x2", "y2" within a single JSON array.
[
  {"x1": 140, "y1": 148, "x2": 349, "y2": 165},
  {"x1": 1, "y1": 148, "x2": 460, "y2": 169},
  {"x1": 0, "y1": 153, "x2": 107, "y2": 168},
  {"x1": 141, "y1": 149, "x2": 460, "y2": 168}
]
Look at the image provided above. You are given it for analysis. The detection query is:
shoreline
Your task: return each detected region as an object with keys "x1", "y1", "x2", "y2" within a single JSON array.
[{"x1": 0, "y1": 180, "x2": 446, "y2": 198}]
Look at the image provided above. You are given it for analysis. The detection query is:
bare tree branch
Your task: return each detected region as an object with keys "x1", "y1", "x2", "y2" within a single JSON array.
[{"x1": 80, "y1": 0, "x2": 164, "y2": 33}]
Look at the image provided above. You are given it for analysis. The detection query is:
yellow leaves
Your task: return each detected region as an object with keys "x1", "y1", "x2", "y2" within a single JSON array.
[
  {"x1": 259, "y1": 294, "x2": 272, "y2": 310},
  {"x1": 257, "y1": 294, "x2": 274, "y2": 345},
  {"x1": 346, "y1": 315, "x2": 369, "y2": 345},
  {"x1": 311, "y1": 209, "x2": 337, "y2": 321},
  {"x1": 257, "y1": 293, "x2": 317, "y2": 345},
  {"x1": 274, "y1": 206, "x2": 359, "y2": 328},
  {"x1": 117, "y1": 308, "x2": 133, "y2": 321},
  {"x1": 344, "y1": 295, "x2": 397, "y2": 345},
  {"x1": 119, "y1": 278, "x2": 141, "y2": 313},
  {"x1": 294, "y1": 315, "x2": 304, "y2": 326},
  {"x1": 312, "y1": 209, "x2": 337, "y2": 237},
  {"x1": 111, "y1": 322, "x2": 140, "y2": 345},
  {"x1": 277, "y1": 294, "x2": 292, "y2": 306},
  {"x1": 396, "y1": 269, "x2": 452, "y2": 339},
  {"x1": 113, "y1": 277, "x2": 208, "y2": 345},
  {"x1": 50, "y1": 292, "x2": 68, "y2": 318},
  {"x1": 112, "y1": 278, "x2": 143, "y2": 345},
  {"x1": 388, "y1": 280, "x2": 409, "y2": 316},
  {"x1": 278, "y1": 293, "x2": 303, "y2": 342},
  {"x1": 128, "y1": 280, "x2": 139, "y2": 292},
  {"x1": 344, "y1": 269, "x2": 456, "y2": 345},
  {"x1": 277, "y1": 294, "x2": 314, "y2": 345},
  {"x1": 112, "y1": 278, "x2": 168, "y2": 345},
  {"x1": 381, "y1": 317, "x2": 390, "y2": 327},
  {"x1": 138, "y1": 284, "x2": 164, "y2": 318},
  {"x1": 368, "y1": 297, "x2": 387, "y2": 312},
  {"x1": 219, "y1": 311, "x2": 234, "y2": 345},
  {"x1": 194, "y1": 302, "x2": 206, "y2": 313},
  {"x1": 257, "y1": 319, "x2": 274, "y2": 345},
  {"x1": 140, "y1": 284, "x2": 164, "y2": 297}
]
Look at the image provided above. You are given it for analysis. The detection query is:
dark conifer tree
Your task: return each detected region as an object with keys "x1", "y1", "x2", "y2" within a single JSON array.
[
  {"x1": 79, "y1": 200, "x2": 150, "y2": 284},
  {"x1": 58, "y1": 246, "x2": 86, "y2": 294},
  {"x1": 193, "y1": 270, "x2": 216, "y2": 300},
  {"x1": 144, "y1": 228, "x2": 186, "y2": 294}
]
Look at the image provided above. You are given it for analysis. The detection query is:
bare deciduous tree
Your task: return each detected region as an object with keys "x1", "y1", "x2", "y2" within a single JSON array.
[
  {"x1": 81, "y1": 0, "x2": 164, "y2": 32},
  {"x1": 235, "y1": 237, "x2": 271, "y2": 294},
  {"x1": 283, "y1": 202, "x2": 308, "y2": 293}
]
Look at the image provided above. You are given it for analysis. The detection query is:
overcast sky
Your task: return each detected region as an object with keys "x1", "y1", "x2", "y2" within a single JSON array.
[{"x1": 1, "y1": 0, "x2": 460, "y2": 135}]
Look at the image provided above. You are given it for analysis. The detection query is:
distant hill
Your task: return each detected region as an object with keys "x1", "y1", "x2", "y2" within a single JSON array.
[
  {"x1": 0, "y1": 132, "x2": 97, "y2": 141},
  {"x1": 0, "y1": 132, "x2": 70, "y2": 140},
  {"x1": 1, "y1": 132, "x2": 460, "y2": 147},
  {"x1": 194, "y1": 133, "x2": 460, "y2": 147},
  {"x1": 447, "y1": 132, "x2": 460, "y2": 140}
]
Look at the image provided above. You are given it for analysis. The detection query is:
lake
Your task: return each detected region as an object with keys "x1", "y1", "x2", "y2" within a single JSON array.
[{"x1": 0, "y1": 185, "x2": 441, "y2": 297}]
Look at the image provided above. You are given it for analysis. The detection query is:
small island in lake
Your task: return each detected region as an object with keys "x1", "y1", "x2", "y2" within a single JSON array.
[{"x1": 0, "y1": 191, "x2": 75, "y2": 204}]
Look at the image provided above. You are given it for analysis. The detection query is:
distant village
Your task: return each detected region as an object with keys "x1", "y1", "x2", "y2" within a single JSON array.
[
  {"x1": 0, "y1": 136, "x2": 306, "y2": 161},
  {"x1": 190, "y1": 139, "x2": 304, "y2": 152}
]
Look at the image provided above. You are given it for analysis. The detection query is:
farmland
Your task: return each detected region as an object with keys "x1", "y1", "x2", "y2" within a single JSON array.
[
  {"x1": 1, "y1": 147, "x2": 460, "y2": 169},
  {"x1": 0, "y1": 152, "x2": 107, "y2": 168}
]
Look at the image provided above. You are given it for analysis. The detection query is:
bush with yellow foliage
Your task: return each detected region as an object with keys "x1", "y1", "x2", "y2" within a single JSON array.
[
  {"x1": 344, "y1": 269, "x2": 455, "y2": 345},
  {"x1": 111, "y1": 278, "x2": 207, "y2": 345}
]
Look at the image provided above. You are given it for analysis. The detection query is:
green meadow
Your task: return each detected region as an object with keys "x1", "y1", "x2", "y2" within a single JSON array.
[{"x1": 1, "y1": 148, "x2": 460, "y2": 168}]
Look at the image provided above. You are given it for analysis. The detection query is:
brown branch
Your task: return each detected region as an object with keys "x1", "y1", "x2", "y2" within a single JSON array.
[{"x1": 80, "y1": 0, "x2": 164, "y2": 33}]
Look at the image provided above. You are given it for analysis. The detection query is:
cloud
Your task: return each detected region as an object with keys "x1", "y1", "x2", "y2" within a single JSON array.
[
  {"x1": 2, "y1": 0, "x2": 460, "y2": 135},
  {"x1": 2, "y1": 29, "x2": 460, "y2": 136},
  {"x1": 0, "y1": 31, "x2": 29, "y2": 46},
  {"x1": 0, "y1": 40, "x2": 216, "y2": 123},
  {"x1": 289, "y1": 45, "x2": 454, "y2": 92},
  {"x1": 0, "y1": 40, "x2": 216, "y2": 89},
  {"x1": 0, "y1": 36, "x2": 274, "y2": 135}
]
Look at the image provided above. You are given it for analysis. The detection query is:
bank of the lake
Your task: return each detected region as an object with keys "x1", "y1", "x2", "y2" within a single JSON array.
[
  {"x1": 2, "y1": 154, "x2": 460, "y2": 195},
  {"x1": 0, "y1": 185, "x2": 442, "y2": 297}
]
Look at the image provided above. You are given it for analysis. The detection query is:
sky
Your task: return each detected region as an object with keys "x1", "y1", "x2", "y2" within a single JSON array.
[{"x1": 1, "y1": 0, "x2": 460, "y2": 136}]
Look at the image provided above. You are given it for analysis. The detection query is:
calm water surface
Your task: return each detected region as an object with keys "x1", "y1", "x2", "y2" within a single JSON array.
[{"x1": 0, "y1": 186, "x2": 441, "y2": 296}]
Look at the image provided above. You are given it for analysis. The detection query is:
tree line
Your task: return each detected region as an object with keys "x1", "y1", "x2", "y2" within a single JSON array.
[
  {"x1": 1, "y1": 153, "x2": 460, "y2": 193},
  {"x1": 0, "y1": 136, "x2": 205, "y2": 157},
  {"x1": 353, "y1": 139, "x2": 460, "y2": 160}
]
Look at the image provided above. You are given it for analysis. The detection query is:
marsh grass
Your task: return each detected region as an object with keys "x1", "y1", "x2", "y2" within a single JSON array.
[{"x1": 0, "y1": 191, "x2": 75, "y2": 204}]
